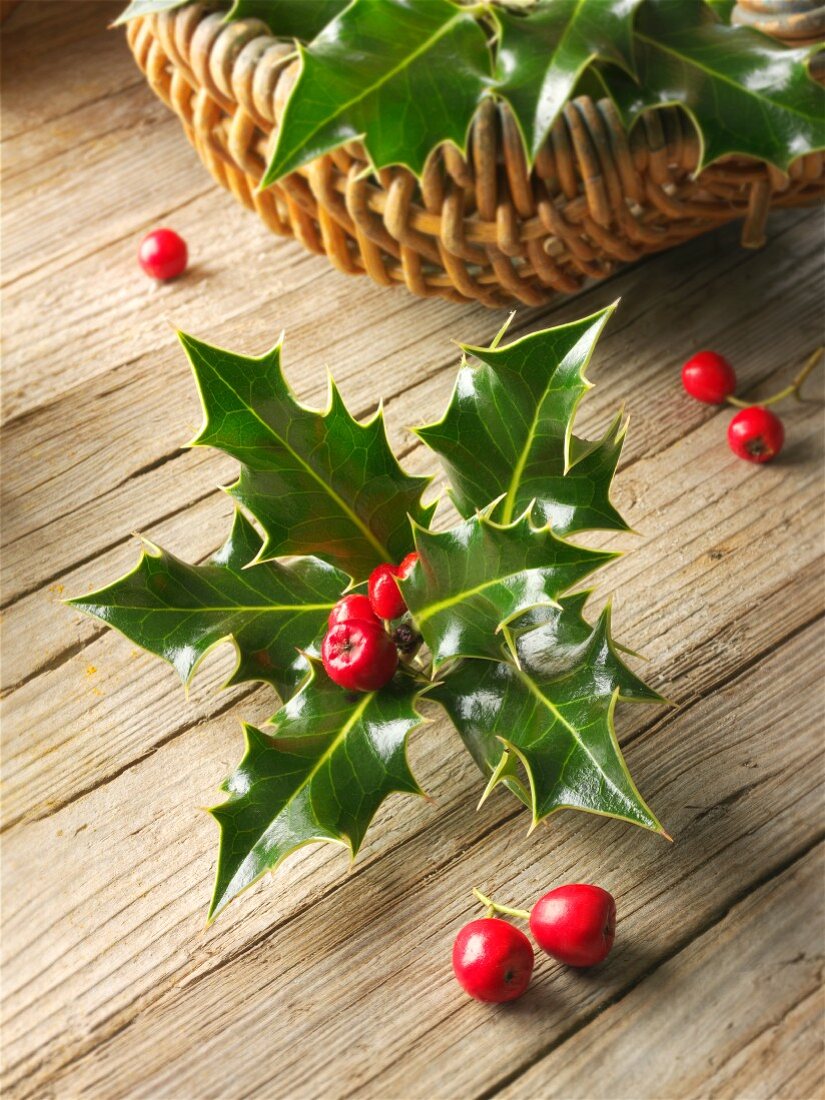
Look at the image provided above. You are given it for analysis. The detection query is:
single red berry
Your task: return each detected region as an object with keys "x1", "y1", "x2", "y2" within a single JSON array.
[
  {"x1": 321, "y1": 619, "x2": 397, "y2": 692},
  {"x1": 452, "y1": 918, "x2": 534, "y2": 1003},
  {"x1": 328, "y1": 593, "x2": 380, "y2": 630},
  {"x1": 397, "y1": 551, "x2": 420, "y2": 579},
  {"x1": 138, "y1": 228, "x2": 188, "y2": 281},
  {"x1": 368, "y1": 563, "x2": 407, "y2": 621},
  {"x1": 530, "y1": 884, "x2": 616, "y2": 968},
  {"x1": 681, "y1": 351, "x2": 737, "y2": 404},
  {"x1": 727, "y1": 406, "x2": 784, "y2": 464}
]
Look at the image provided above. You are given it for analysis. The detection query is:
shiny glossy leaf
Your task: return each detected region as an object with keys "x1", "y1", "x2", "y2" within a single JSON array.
[
  {"x1": 70, "y1": 298, "x2": 671, "y2": 922},
  {"x1": 262, "y1": 0, "x2": 492, "y2": 185},
  {"x1": 495, "y1": 0, "x2": 641, "y2": 160},
  {"x1": 704, "y1": 0, "x2": 734, "y2": 21},
  {"x1": 67, "y1": 509, "x2": 349, "y2": 702},
  {"x1": 606, "y1": 0, "x2": 825, "y2": 171},
  {"x1": 120, "y1": 0, "x2": 824, "y2": 180},
  {"x1": 414, "y1": 304, "x2": 628, "y2": 537},
  {"x1": 227, "y1": 0, "x2": 348, "y2": 39},
  {"x1": 432, "y1": 597, "x2": 665, "y2": 832},
  {"x1": 180, "y1": 331, "x2": 434, "y2": 582},
  {"x1": 208, "y1": 662, "x2": 426, "y2": 919},
  {"x1": 114, "y1": 0, "x2": 191, "y2": 23},
  {"x1": 401, "y1": 510, "x2": 616, "y2": 670}
]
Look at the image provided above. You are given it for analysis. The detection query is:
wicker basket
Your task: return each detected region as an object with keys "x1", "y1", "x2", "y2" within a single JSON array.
[{"x1": 127, "y1": 3, "x2": 825, "y2": 308}]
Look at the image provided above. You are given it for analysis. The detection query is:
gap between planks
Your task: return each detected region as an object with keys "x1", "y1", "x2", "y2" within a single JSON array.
[
  {"x1": 2, "y1": 211, "x2": 821, "y2": 626},
  {"x1": 488, "y1": 841, "x2": 825, "y2": 1100},
  {"x1": 2, "y1": 388, "x2": 821, "y2": 836},
  {"x1": 3, "y1": 624, "x2": 822, "y2": 1086},
  {"x1": 13, "y1": 618, "x2": 821, "y2": 1100},
  {"x1": 0, "y1": 337, "x2": 797, "y2": 692}
]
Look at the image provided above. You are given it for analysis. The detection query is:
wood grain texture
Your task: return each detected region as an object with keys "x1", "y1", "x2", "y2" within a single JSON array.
[
  {"x1": 498, "y1": 843, "x2": 825, "y2": 1100},
  {"x1": 6, "y1": 619, "x2": 822, "y2": 1099},
  {"x1": 1, "y1": 5, "x2": 823, "y2": 1099}
]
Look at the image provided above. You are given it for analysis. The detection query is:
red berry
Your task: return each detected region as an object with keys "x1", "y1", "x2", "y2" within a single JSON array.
[
  {"x1": 368, "y1": 563, "x2": 407, "y2": 621},
  {"x1": 452, "y1": 918, "x2": 534, "y2": 1003},
  {"x1": 530, "y1": 884, "x2": 616, "y2": 967},
  {"x1": 138, "y1": 228, "x2": 188, "y2": 281},
  {"x1": 682, "y1": 351, "x2": 737, "y2": 404},
  {"x1": 727, "y1": 406, "x2": 784, "y2": 464},
  {"x1": 321, "y1": 619, "x2": 397, "y2": 692},
  {"x1": 328, "y1": 593, "x2": 380, "y2": 630},
  {"x1": 397, "y1": 551, "x2": 420, "y2": 579}
]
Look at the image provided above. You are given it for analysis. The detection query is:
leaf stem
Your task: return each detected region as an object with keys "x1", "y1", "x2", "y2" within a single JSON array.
[
  {"x1": 472, "y1": 887, "x2": 530, "y2": 921},
  {"x1": 726, "y1": 347, "x2": 823, "y2": 409}
]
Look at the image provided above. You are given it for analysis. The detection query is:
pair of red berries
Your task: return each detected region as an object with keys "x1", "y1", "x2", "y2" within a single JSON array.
[
  {"x1": 681, "y1": 349, "x2": 821, "y2": 464},
  {"x1": 321, "y1": 553, "x2": 419, "y2": 692},
  {"x1": 453, "y1": 883, "x2": 616, "y2": 1004}
]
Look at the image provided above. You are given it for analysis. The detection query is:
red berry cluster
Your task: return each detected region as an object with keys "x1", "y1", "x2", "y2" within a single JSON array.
[
  {"x1": 321, "y1": 553, "x2": 419, "y2": 692},
  {"x1": 681, "y1": 348, "x2": 822, "y2": 464},
  {"x1": 453, "y1": 883, "x2": 615, "y2": 1003}
]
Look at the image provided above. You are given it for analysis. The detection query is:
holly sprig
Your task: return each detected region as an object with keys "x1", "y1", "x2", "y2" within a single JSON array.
[
  {"x1": 118, "y1": 0, "x2": 825, "y2": 180},
  {"x1": 69, "y1": 303, "x2": 668, "y2": 921}
]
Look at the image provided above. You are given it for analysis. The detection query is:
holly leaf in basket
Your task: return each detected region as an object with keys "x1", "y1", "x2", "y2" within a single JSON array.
[
  {"x1": 67, "y1": 509, "x2": 349, "y2": 702},
  {"x1": 261, "y1": 0, "x2": 492, "y2": 185},
  {"x1": 494, "y1": 0, "x2": 641, "y2": 161},
  {"x1": 180, "y1": 331, "x2": 435, "y2": 582},
  {"x1": 227, "y1": 0, "x2": 349, "y2": 40},
  {"x1": 704, "y1": 0, "x2": 735, "y2": 22},
  {"x1": 114, "y1": 0, "x2": 194, "y2": 23},
  {"x1": 401, "y1": 510, "x2": 616, "y2": 671},
  {"x1": 208, "y1": 662, "x2": 426, "y2": 920},
  {"x1": 431, "y1": 595, "x2": 666, "y2": 832},
  {"x1": 414, "y1": 304, "x2": 628, "y2": 537},
  {"x1": 604, "y1": 0, "x2": 825, "y2": 172}
]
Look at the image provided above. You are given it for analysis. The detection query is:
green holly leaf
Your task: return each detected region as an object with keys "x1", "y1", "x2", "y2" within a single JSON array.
[
  {"x1": 180, "y1": 331, "x2": 434, "y2": 582},
  {"x1": 432, "y1": 596, "x2": 666, "y2": 832},
  {"x1": 704, "y1": 0, "x2": 735, "y2": 22},
  {"x1": 208, "y1": 662, "x2": 426, "y2": 920},
  {"x1": 261, "y1": 0, "x2": 492, "y2": 185},
  {"x1": 495, "y1": 0, "x2": 641, "y2": 161},
  {"x1": 114, "y1": 0, "x2": 191, "y2": 23},
  {"x1": 227, "y1": 0, "x2": 348, "y2": 39},
  {"x1": 401, "y1": 510, "x2": 616, "y2": 671},
  {"x1": 414, "y1": 304, "x2": 628, "y2": 537},
  {"x1": 68, "y1": 297, "x2": 674, "y2": 922},
  {"x1": 605, "y1": 0, "x2": 825, "y2": 172},
  {"x1": 67, "y1": 509, "x2": 349, "y2": 702},
  {"x1": 119, "y1": 0, "x2": 825, "y2": 182}
]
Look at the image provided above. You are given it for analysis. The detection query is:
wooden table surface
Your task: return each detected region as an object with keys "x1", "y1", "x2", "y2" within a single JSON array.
[{"x1": 2, "y1": 5, "x2": 824, "y2": 1098}]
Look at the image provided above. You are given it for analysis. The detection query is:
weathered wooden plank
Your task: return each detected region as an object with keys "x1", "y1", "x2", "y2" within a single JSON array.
[
  {"x1": 1, "y1": 210, "x2": 820, "y2": 606},
  {"x1": 0, "y1": 118, "x2": 470, "y2": 420},
  {"x1": 3, "y1": 378, "x2": 821, "y2": 830},
  {"x1": 3, "y1": 8, "x2": 824, "y2": 1098},
  {"x1": 0, "y1": 5, "x2": 213, "y2": 302},
  {"x1": 0, "y1": 3, "x2": 127, "y2": 146},
  {"x1": 1, "y1": 41, "x2": 162, "y2": 185},
  {"x1": 6, "y1": 618, "x2": 819, "y2": 1099},
  {"x1": 0, "y1": 491, "x2": 237, "y2": 693},
  {"x1": 703, "y1": 989, "x2": 825, "y2": 1100},
  {"x1": 497, "y1": 844, "x2": 824, "y2": 1100}
]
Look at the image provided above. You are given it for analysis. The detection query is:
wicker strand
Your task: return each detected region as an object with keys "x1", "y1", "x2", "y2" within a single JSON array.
[{"x1": 127, "y1": 10, "x2": 825, "y2": 308}]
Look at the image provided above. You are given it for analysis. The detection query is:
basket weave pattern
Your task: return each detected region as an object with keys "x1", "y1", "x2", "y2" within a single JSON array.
[{"x1": 128, "y1": 4, "x2": 825, "y2": 308}]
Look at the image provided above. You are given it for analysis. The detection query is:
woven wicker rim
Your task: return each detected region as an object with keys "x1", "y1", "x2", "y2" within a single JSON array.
[{"x1": 128, "y1": 3, "x2": 825, "y2": 307}]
